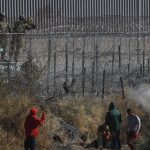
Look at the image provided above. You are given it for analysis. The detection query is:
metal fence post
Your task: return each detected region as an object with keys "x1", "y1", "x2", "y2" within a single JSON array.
[
  {"x1": 143, "y1": 36, "x2": 145, "y2": 76},
  {"x1": 140, "y1": 64, "x2": 142, "y2": 79},
  {"x1": 27, "y1": 32, "x2": 32, "y2": 85},
  {"x1": 7, "y1": 62, "x2": 11, "y2": 84},
  {"x1": 28, "y1": 32, "x2": 32, "y2": 61},
  {"x1": 120, "y1": 77, "x2": 125, "y2": 99},
  {"x1": 82, "y1": 37, "x2": 85, "y2": 97},
  {"x1": 82, "y1": 67, "x2": 86, "y2": 97},
  {"x1": 143, "y1": 50, "x2": 145, "y2": 76},
  {"x1": 82, "y1": 50, "x2": 85, "y2": 97},
  {"x1": 95, "y1": 45, "x2": 98, "y2": 88},
  {"x1": 148, "y1": 58, "x2": 150, "y2": 74},
  {"x1": 47, "y1": 38, "x2": 51, "y2": 94},
  {"x1": 54, "y1": 52, "x2": 56, "y2": 95},
  {"x1": 128, "y1": 37, "x2": 131, "y2": 73},
  {"x1": 111, "y1": 36, "x2": 115, "y2": 82},
  {"x1": 128, "y1": 64, "x2": 130, "y2": 75},
  {"x1": 136, "y1": 48, "x2": 141, "y2": 65},
  {"x1": 91, "y1": 61, "x2": 95, "y2": 91},
  {"x1": 112, "y1": 50, "x2": 115, "y2": 82},
  {"x1": 102, "y1": 70, "x2": 105, "y2": 99},
  {"x1": 65, "y1": 42, "x2": 69, "y2": 83},
  {"x1": 118, "y1": 44, "x2": 121, "y2": 74},
  {"x1": 72, "y1": 38, "x2": 75, "y2": 78}
]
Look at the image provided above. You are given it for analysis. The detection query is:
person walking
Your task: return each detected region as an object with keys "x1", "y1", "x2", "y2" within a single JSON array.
[
  {"x1": 105, "y1": 102, "x2": 122, "y2": 150},
  {"x1": 127, "y1": 108, "x2": 141, "y2": 150},
  {"x1": 24, "y1": 107, "x2": 46, "y2": 150},
  {"x1": 0, "y1": 12, "x2": 11, "y2": 61}
]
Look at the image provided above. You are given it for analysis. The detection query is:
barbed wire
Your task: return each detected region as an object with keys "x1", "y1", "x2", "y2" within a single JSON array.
[{"x1": 0, "y1": 32, "x2": 150, "y2": 99}]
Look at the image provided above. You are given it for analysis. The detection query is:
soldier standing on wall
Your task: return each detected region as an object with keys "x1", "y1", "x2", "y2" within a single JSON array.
[
  {"x1": 10, "y1": 15, "x2": 36, "y2": 62},
  {"x1": 0, "y1": 12, "x2": 11, "y2": 61}
]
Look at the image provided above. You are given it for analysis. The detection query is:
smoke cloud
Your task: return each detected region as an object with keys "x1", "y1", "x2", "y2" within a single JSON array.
[{"x1": 128, "y1": 85, "x2": 150, "y2": 111}]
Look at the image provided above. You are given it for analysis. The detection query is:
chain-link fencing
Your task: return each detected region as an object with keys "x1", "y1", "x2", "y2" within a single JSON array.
[{"x1": 1, "y1": 32, "x2": 150, "y2": 99}]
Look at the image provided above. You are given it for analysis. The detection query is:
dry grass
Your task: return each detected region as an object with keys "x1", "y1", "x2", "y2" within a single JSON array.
[
  {"x1": 50, "y1": 97, "x2": 106, "y2": 138},
  {"x1": 49, "y1": 95, "x2": 146, "y2": 143},
  {"x1": 0, "y1": 94, "x2": 53, "y2": 150},
  {"x1": 0, "y1": 92, "x2": 148, "y2": 149}
]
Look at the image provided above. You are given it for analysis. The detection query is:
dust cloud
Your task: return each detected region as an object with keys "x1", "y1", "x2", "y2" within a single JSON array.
[{"x1": 128, "y1": 85, "x2": 150, "y2": 111}]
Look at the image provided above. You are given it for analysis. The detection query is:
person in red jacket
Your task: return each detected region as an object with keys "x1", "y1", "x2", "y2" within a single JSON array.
[{"x1": 24, "y1": 107, "x2": 46, "y2": 150}]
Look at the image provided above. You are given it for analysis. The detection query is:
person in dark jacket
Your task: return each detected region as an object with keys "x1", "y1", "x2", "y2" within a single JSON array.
[
  {"x1": 24, "y1": 107, "x2": 46, "y2": 150},
  {"x1": 105, "y1": 102, "x2": 122, "y2": 150}
]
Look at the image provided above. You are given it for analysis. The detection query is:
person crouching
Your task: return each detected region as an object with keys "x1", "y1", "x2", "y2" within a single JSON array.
[{"x1": 97, "y1": 124, "x2": 111, "y2": 149}]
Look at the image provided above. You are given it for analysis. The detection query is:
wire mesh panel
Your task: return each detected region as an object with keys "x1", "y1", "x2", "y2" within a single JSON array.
[{"x1": 0, "y1": 33, "x2": 150, "y2": 98}]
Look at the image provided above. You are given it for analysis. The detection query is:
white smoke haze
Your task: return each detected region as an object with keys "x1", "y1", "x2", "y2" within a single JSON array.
[{"x1": 128, "y1": 85, "x2": 150, "y2": 111}]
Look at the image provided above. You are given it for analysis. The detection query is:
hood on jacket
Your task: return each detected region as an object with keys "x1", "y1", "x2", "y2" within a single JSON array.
[
  {"x1": 30, "y1": 108, "x2": 38, "y2": 116},
  {"x1": 108, "y1": 102, "x2": 116, "y2": 111}
]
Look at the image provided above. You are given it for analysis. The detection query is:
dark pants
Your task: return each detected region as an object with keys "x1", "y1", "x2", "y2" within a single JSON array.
[
  {"x1": 111, "y1": 130, "x2": 121, "y2": 150},
  {"x1": 10, "y1": 36, "x2": 22, "y2": 62},
  {"x1": 24, "y1": 137, "x2": 36, "y2": 150}
]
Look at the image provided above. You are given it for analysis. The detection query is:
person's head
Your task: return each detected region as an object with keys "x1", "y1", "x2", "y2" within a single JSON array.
[
  {"x1": 19, "y1": 15, "x2": 26, "y2": 21},
  {"x1": 0, "y1": 12, "x2": 5, "y2": 21},
  {"x1": 30, "y1": 107, "x2": 38, "y2": 116},
  {"x1": 97, "y1": 125, "x2": 104, "y2": 134},
  {"x1": 108, "y1": 102, "x2": 115, "y2": 111},
  {"x1": 63, "y1": 81, "x2": 68, "y2": 86},
  {"x1": 27, "y1": 17, "x2": 33, "y2": 23},
  {"x1": 103, "y1": 125, "x2": 109, "y2": 131},
  {"x1": 127, "y1": 108, "x2": 133, "y2": 115}
]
